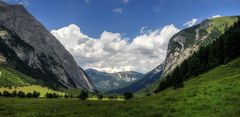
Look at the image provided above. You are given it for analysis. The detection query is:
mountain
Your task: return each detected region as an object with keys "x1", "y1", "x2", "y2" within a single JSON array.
[
  {"x1": 134, "y1": 16, "x2": 240, "y2": 95},
  {"x1": 163, "y1": 16, "x2": 239, "y2": 76},
  {"x1": 86, "y1": 69, "x2": 143, "y2": 92},
  {"x1": 109, "y1": 64, "x2": 163, "y2": 93},
  {"x1": 0, "y1": 1, "x2": 96, "y2": 91}
]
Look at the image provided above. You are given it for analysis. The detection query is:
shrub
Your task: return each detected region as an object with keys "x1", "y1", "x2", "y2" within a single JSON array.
[
  {"x1": 26, "y1": 92, "x2": 33, "y2": 98},
  {"x1": 146, "y1": 93, "x2": 152, "y2": 96},
  {"x1": 123, "y1": 92, "x2": 133, "y2": 100},
  {"x1": 97, "y1": 94, "x2": 103, "y2": 100},
  {"x1": 12, "y1": 90, "x2": 17, "y2": 97},
  {"x1": 79, "y1": 90, "x2": 88, "y2": 100},
  {"x1": 17, "y1": 91, "x2": 26, "y2": 98},
  {"x1": 46, "y1": 93, "x2": 59, "y2": 98},
  {"x1": 107, "y1": 95, "x2": 114, "y2": 100},
  {"x1": 32, "y1": 91, "x2": 40, "y2": 98},
  {"x1": 64, "y1": 94, "x2": 69, "y2": 98},
  {"x1": 3, "y1": 91, "x2": 11, "y2": 97}
]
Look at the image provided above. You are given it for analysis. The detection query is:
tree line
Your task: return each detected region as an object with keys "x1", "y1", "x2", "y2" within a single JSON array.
[
  {"x1": 45, "y1": 90, "x2": 133, "y2": 100},
  {"x1": 0, "y1": 90, "x2": 40, "y2": 98},
  {"x1": 155, "y1": 19, "x2": 240, "y2": 93},
  {"x1": 0, "y1": 89, "x2": 134, "y2": 100}
]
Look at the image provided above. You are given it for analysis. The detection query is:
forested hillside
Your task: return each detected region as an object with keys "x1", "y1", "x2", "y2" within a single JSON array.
[{"x1": 155, "y1": 18, "x2": 240, "y2": 93}]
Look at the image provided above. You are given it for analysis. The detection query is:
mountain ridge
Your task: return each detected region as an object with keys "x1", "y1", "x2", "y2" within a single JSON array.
[
  {"x1": 163, "y1": 16, "x2": 239, "y2": 76},
  {"x1": 109, "y1": 64, "x2": 163, "y2": 93},
  {"x1": 135, "y1": 16, "x2": 240, "y2": 95},
  {"x1": 0, "y1": 2, "x2": 96, "y2": 91},
  {"x1": 86, "y1": 68, "x2": 143, "y2": 92}
]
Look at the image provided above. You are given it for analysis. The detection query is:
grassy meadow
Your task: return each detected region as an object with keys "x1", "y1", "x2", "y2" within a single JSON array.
[{"x1": 0, "y1": 58, "x2": 239, "y2": 117}]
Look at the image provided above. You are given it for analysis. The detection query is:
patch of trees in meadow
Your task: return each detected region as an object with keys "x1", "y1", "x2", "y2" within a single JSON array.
[
  {"x1": 0, "y1": 89, "x2": 133, "y2": 100},
  {"x1": 0, "y1": 90, "x2": 40, "y2": 98},
  {"x1": 155, "y1": 19, "x2": 240, "y2": 93}
]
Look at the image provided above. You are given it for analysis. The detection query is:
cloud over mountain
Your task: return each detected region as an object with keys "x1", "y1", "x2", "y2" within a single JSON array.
[
  {"x1": 183, "y1": 18, "x2": 198, "y2": 27},
  {"x1": 51, "y1": 24, "x2": 179, "y2": 73}
]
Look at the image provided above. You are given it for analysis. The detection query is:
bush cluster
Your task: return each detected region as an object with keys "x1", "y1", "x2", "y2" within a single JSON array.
[
  {"x1": 45, "y1": 93, "x2": 60, "y2": 98},
  {"x1": 0, "y1": 90, "x2": 40, "y2": 98}
]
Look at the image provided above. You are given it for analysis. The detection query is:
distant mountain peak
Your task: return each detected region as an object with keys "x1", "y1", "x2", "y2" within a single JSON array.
[{"x1": 86, "y1": 68, "x2": 144, "y2": 92}]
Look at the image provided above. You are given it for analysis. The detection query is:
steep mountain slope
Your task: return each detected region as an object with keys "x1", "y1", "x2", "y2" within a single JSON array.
[
  {"x1": 109, "y1": 64, "x2": 163, "y2": 93},
  {"x1": 86, "y1": 69, "x2": 143, "y2": 92},
  {"x1": 1, "y1": 57, "x2": 239, "y2": 117},
  {"x1": 154, "y1": 17, "x2": 240, "y2": 93},
  {"x1": 0, "y1": 1, "x2": 95, "y2": 91},
  {"x1": 163, "y1": 16, "x2": 239, "y2": 76},
  {"x1": 136, "y1": 16, "x2": 240, "y2": 94}
]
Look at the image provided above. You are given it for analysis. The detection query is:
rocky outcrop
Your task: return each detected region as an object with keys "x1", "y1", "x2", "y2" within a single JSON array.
[{"x1": 0, "y1": 1, "x2": 96, "y2": 91}]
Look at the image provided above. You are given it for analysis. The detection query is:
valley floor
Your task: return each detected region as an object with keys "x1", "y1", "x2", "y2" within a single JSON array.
[{"x1": 0, "y1": 58, "x2": 240, "y2": 117}]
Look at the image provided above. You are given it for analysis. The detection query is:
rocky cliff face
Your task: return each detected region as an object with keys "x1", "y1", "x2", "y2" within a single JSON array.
[
  {"x1": 0, "y1": 1, "x2": 96, "y2": 91},
  {"x1": 163, "y1": 16, "x2": 239, "y2": 76}
]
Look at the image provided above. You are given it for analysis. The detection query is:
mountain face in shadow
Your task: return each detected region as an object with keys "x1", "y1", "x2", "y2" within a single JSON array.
[{"x1": 0, "y1": 1, "x2": 96, "y2": 91}]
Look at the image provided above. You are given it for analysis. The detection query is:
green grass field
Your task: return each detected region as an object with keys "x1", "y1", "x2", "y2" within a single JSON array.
[{"x1": 0, "y1": 58, "x2": 240, "y2": 117}]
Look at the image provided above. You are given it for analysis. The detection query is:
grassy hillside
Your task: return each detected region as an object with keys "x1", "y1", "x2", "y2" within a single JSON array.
[
  {"x1": 0, "y1": 57, "x2": 239, "y2": 117},
  {"x1": 207, "y1": 16, "x2": 239, "y2": 33},
  {"x1": 0, "y1": 65, "x2": 64, "y2": 97},
  {"x1": 0, "y1": 65, "x2": 35, "y2": 87}
]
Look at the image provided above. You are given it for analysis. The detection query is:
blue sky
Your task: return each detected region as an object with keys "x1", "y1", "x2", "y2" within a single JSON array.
[
  {"x1": 4, "y1": 0, "x2": 240, "y2": 38},
  {"x1": 3, "y1": 0, "x2": 240, "y2": 73}
]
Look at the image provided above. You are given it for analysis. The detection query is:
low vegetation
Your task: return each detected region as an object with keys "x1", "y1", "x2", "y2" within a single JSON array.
[{"x1": 0, "y1": 57, "x2": 239, "y2": 117}]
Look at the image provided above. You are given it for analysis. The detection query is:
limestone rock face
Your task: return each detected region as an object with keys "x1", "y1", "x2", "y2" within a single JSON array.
[{"x1": 0, "y1": 1, "x2": 96, "y2": 92}]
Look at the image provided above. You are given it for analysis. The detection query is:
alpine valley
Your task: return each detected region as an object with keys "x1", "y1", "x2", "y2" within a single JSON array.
[{"x1": 0, "y1": 1, "x2": 240, "y2": 117}]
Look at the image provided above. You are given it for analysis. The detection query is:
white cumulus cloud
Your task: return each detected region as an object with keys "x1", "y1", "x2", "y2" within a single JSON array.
[
  {"x1": 51, "y1": 24, "x2": 179, "y2": 73},
  {"x1": 120, "y1": 0, "x2": 129, "y2": 4},
  {"x1": 2, "y1": 0, "x2": 30, "y2": 6},
  {"x1": 183, "y1": 18, "x2": 198, "y2": 27},
  {"x1": 210, "y1": 15, "x2": 221, "y2": 19},
  {"x1": 113, "y1": 8, "x2": 123, "y2": 14}
]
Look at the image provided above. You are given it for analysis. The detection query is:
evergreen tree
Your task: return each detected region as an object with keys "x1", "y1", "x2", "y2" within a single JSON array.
[
  {"x1": 172, "y1": 66, "x2": 184, "y2": 89},
  {"x1": 17, "y1": 91, "x2": 26, "y2": 98},
  {"x1": 3, "y1": 91, "x2": 11, "y2": 97},
  {"x1": 12, "y1": 90, "x2": 17, "y2": 97},
  {"x1": 26, "y1": 92, "x2": 33, "y2": 98},
  {"x1": 123, "y1": 92, "x2": 133, "y2": 100},
  {"x1": 97, "y1": 94, "x2": 103, "y2": 100},
  {"x1": 79, "y1": 90, "x2": 88, "y2": 100},
  {"x1": 64, "y1": 94, "x2": 69, "y2": 98},
  {"x1": 188, "y1": 56, "x2": 201, "y2": 76},
  {"x1": 32, "y1": 91, "x2": 40, "y2": 98}
]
